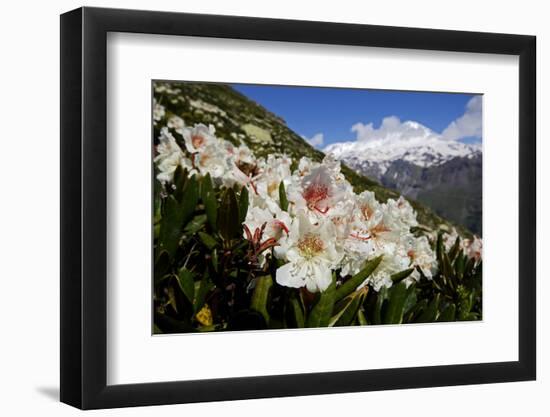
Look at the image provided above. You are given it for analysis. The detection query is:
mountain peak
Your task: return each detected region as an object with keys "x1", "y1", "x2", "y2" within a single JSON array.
[
  {"x1": 323, "y1": 123, "x2": 482, "y2": 235},
  {"x1": 324, "y1": 126, "x2": 480, "y2": 173}
]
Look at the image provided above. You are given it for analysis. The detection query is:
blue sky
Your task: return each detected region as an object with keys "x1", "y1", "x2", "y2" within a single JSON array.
[{"x1": 232, "y1": 84, "x2": 482, "y2": 148}]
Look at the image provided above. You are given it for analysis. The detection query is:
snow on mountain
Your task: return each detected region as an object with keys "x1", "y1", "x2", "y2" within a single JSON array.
[
  {"x1": 324, "y1": 120, "x2": 481, "y2": 179},
  {"x1": 323, "y1": 119, "x2": 482, "y2": 234}
]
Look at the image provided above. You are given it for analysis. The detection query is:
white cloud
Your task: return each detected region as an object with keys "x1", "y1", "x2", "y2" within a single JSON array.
[
  {"x1": 351, "y1": 116, "x2": 439, "y2": 143},
  {"x1": 348, "y1": 96, "x2": 482, "y2": 144},
  {"x1": 302, "y1": 132, "x2": 324, "y2": 147},
  {"x1": 441, "y1": 96, "x2": 482, "y2": 141}
]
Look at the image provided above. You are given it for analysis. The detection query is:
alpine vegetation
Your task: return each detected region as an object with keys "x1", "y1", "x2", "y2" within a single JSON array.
[{"x1": 153, "y1": 81, "x2": 482, "y2": 333}]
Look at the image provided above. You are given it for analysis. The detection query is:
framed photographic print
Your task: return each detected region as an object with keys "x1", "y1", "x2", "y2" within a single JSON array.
[{"x1": 60, "y1": 6, "x2": 536, "y2": 409}]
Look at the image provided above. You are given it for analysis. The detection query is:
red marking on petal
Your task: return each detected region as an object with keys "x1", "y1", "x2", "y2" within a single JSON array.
[
  {"x1": 258, "y1": 238, "x2": 279, "y2": 253},
  {"x1": 253, "y1": 227, "x2": 261, "y2": 243},
  {"x1": 243, "y1": 224, "x2": 253, "y2": 241},
  {"x1": 303, "y1": 182, "x2": 329, "y2": 211},
  {"x1": 249, "y1": 179, "x2": 258, "y2": 195},
  {"x1": 274, "y1": 220, "x2": 289, "y2": 235},
  {"x1": 191, "y1": 134, "x2": 205, "y2": 149},
  {"x1": 350, "y1": 232, "x2": 372, "y2": 241},
  {"x1": 314, "y1": 205, "x2": 329, "y2": 214}
]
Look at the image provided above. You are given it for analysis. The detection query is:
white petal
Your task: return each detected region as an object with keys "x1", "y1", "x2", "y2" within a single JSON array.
[
  {"x1": 276, "y1": 263, "x2": 303, "y2": 289},
  {"x1": 305, "y1": 278, "x2": 318, "y2": 293},
  {"x1": 314, "y1": 263, "x2": 333, "y2": 292}
]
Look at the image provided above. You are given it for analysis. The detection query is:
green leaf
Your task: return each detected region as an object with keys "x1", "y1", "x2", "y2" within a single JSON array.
[
  {"x1": 454, "y1": 252, "x2": 466, "y2": 280},
  {"x1": 279, "y1": 181, "x2": 289, "y2": 212},
  {"x1": 211, "y1": 248, "x2": 219, "y2": 273},
  {"x1": 198, "y1": 231, "x2": 218, "y2": 250},
  {"x1": 204, "y1": 191, "x2": 218, "y2": 231},
  {"x1": 286, "y1": 293, "x2": 305, "y2": 328},
  {"x1": 172, "y1": 166, "x2": 188, "y2": 202},
  {"x1": 166, "y1": 276, "x2": 191, "y2": 318},
  {"x1": 416, "y1": 293, "x2": 441, "y2": 323},
  {"x1": 383, "y1": 282, "x2": 410, "y2": 324},
  {"x1": 330, "y1": 292, "x2": 366, "y2": 327},
  {"x1": 438, "y1": 303, "x2": 457, "y2": 322},
  {"x1": 306, "y1": 275, "x2": 336, "y2": 328},
  {"x1": 391, "y1": 268, "x2": 414, "y2": 284},
  {"x1": 154, "y1": 273, "x2": 172, "y2": 286},
  {"x1": 357, "y1": 308, "x2": 368, "y2": 326},
  {"x1": 457, "y1": 285, "x2": 474, "y2": 320},
  {"x1": 403, "y1": 285, "x2": 418, "y2": 316},
  {"x1": 441, "y1": 250, "x2": 454, "y2": 280},
  {"x1": 158, "y1": 196, "x2": 183, "y2": 257},
  {"x1": 194, "y1": 273, "x2": 214, "y2": 313},
  {"x1": 464, "y1": 257, "x2": 476, "y2": 278},
  {"x1": 218, "y1": 188, "x2": 240, "y2": 241},
  {"x1": 201, "y1": 175, "x2": 218, "y2": 231},
  {"x1": 184, "y1": 214, "x2": 207, "y2": 235},
  {"x1": 371, "y1": 286, "x2": 389, "y2": 325},
  {"x1": 153, "y1": 181, "x2": 162, "y2": 224},
  {"x1": 154, "y1": 250, "x2": 171, "y2": 282},
  {"x1": 176, "y1": 267, "x2": 195, "y2": 304},
  {"x1": 250, "y1": 275, "x2": 273, "y2": 324},
  {"x1": 436, "y1": 232, "x2": 443, "y2": 260},
  {"x1": 158, "y1": 175, "x2": 199, "y2": 258},
  {"x1": 474, "y1": 261, "x2": 482, "y2": 281},
  {"x1": 448, "y1": 236, "x2": 461, "y2": 261},
  {"x1": 404, "y1": 298, "x2": 428, "y2": 323},
  {"x1": 200, "y1": 173, "x2": 213, "y2": 200},
  {"x1": 335, "y1": 256, "x2": 383, "y2": 301},
  {"x1": 180, "y1": 175, "x2": 199, "y2": 226},
  {"x1": 239, "y1": 186, "x2": 249, "y2": 224},
  {"x1": 329, "y1": 296, "x2": 355, "y2": 327}
]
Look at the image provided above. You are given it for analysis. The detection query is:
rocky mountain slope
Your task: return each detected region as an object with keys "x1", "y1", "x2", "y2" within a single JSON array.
[
  {"x1": 324, "y1": 122, "x2": 482, "y2": 234},
  {"x1": 153, "y1": 81, "x2": 471, "y2": 235}
]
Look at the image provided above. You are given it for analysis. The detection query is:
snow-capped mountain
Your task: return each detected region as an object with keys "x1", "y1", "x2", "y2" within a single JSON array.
[
  {"x1": 324, "y1": 121, "x2": 482, "y2": 235},
  {"x1": 324, "y1": 121, "x2": 481, "y2": 180}
]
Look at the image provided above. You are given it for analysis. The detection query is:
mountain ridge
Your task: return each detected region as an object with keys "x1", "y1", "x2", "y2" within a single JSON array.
[
  {"x1": 324, "y1": 120, "x2": 481, "y2": 172},
  {"x1": 323, "y1": 122, "x2": 482, "y2": 234}
]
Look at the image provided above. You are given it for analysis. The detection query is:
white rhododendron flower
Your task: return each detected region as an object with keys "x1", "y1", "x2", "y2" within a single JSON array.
[
  {"x1": 443, "y1": 228, "x2": 482, "y2": 261},
  {"x1": 253, "y1": 155, "x2": 293, "y2": 213},
  {"x1": 443, "y1": 228, "x2": 460, "y2": 251},
  {"x1": 243, "y1": 206, "x2": 291, "y2": 242},
  {"x1": 285, "y1": 156, "x2": 354, "y2": 232},
  {"x1": 381, "y1": 197, "x2": 418, "y2": 236},
  {"x1": 153, "y1": 117, "x2": 481, "y2": 294},
  {"x1": 154, "y1": 128, "x2": 187, "y2": 183},
  {"x1": 167, "y1": 115, "x2": 185, "y2": 134},
  {"x1": 405, "y1": 235, "x2": 437, "y2": 281},
  {"x1": 153, "y1": 100, "x2": 165, "y2": 123},
  {"x1": 275, "y1": 214, "x2": 343, "y2": 292},
  {"x1": 365, "y1": 244, "x2": 410, "y2": 291},
  {"x1": 334, "y1": 197, "x2": 373, "y2": 277},
  {"x1": 339, "y1": 231, "x2": 374, "y2": 278},
  {"x1": 234, "y1": 144, "x2": 256, "y2": 166},
  {"x1": 242, "y1": 206, "x2": 292, "y2": 267},
  {"x1": 182, "y1": 123, "x2": 217, "y2": 154},
  {"x1": 464, "y1": 235, "x2": 482, "y2": 261}
]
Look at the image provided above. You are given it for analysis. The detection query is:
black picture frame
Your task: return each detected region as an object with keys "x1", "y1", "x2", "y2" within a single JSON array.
[{"x1": 60, "y1": 6, "x2": 536, "y2": 410}]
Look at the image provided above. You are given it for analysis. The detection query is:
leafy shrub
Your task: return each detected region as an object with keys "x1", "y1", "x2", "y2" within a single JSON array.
[{"x1": 153, "y1": 164, "x2": 481, "y2": 333}]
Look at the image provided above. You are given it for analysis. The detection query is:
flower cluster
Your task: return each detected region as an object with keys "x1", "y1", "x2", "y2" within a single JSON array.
[
  {"x1": 155, "y1": 116, "x2": 482, "y2": 294},
  {"x1": 444, "y1": 228, "x2": 483, "y2": 262}
]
